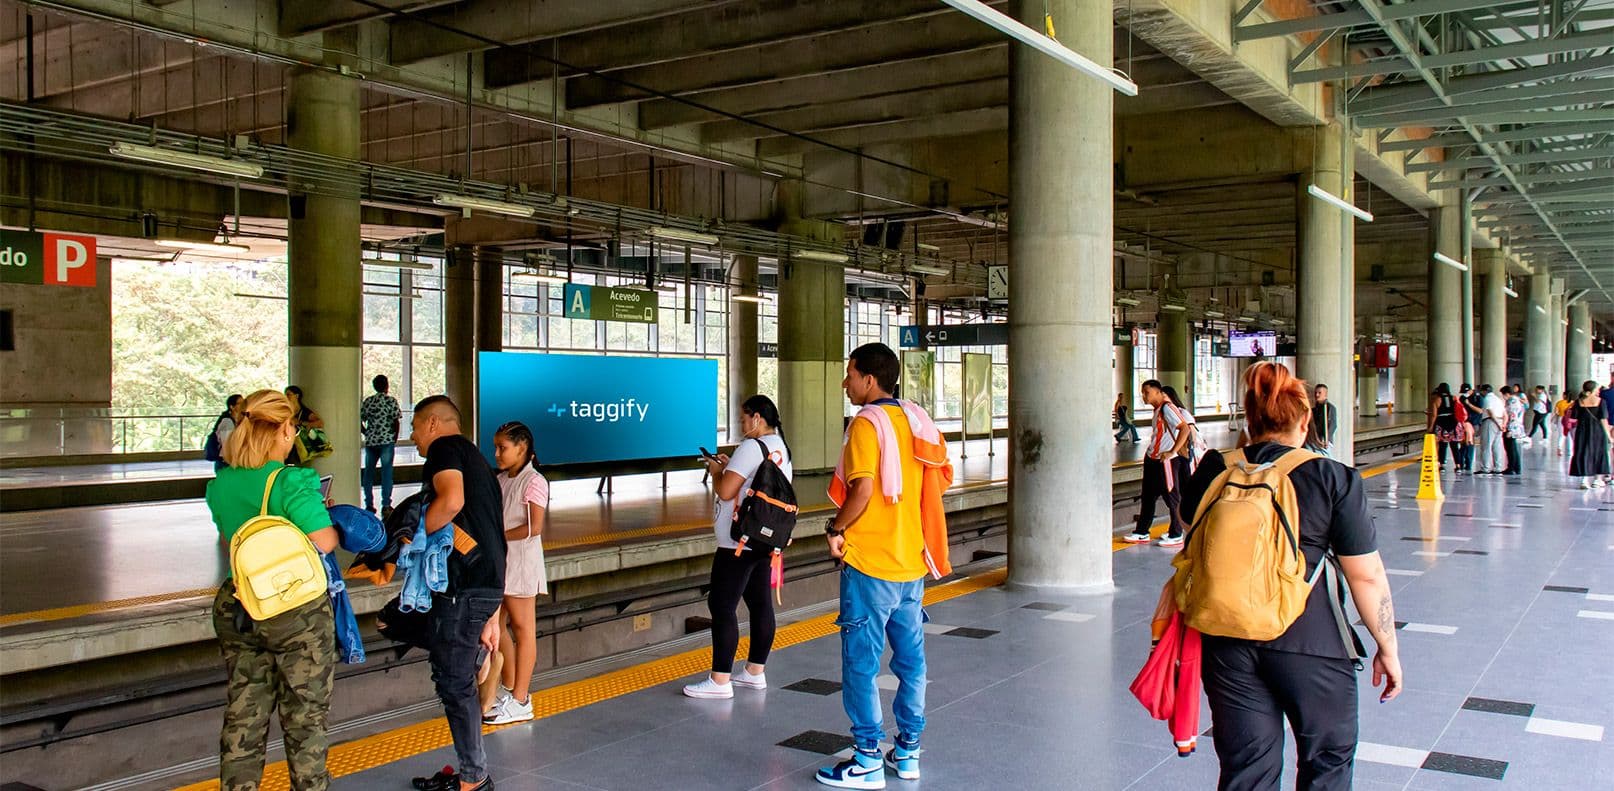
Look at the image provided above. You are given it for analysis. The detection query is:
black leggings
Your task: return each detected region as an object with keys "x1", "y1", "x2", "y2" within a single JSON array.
[
  {"x1": 707, "y1": 548, "x2": 776, "y2": 674},
  {"x1": 1202, "y1": 638, "x2": 1358, "y2": 791}
]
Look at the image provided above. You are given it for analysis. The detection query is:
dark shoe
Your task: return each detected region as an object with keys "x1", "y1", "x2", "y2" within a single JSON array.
[
  {"x1": 382, "y1": 505, "x2": 395, "y2": 519},
  {"x1": 413, "y1": 766, "x2": 458, "y2": 791}
]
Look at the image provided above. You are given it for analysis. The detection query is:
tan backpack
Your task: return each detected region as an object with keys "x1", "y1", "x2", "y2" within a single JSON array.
[
  {"x1": 1170, "y1": 448, "x2": 1320, "y2": 641},
  {"x1": 229, "y1": 468, "x2": 328, "y2": 621}
]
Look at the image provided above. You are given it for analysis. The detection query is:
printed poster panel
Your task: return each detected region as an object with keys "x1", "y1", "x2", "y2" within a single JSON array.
[
  {"x1": 963, "y1": 352, "x2": 993, "y2": 439},
  {"x1": 900, "y1": 350, "x2": 935, "y2": 415}
]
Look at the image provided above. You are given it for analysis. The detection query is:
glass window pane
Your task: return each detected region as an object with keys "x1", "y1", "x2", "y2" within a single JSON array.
[{"x1": 412, "y1": 346, "x2": 446, "y2": 403}]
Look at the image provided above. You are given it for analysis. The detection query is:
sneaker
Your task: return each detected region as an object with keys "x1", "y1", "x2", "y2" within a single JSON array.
[
  {"x1": 1122, "y1": 531, "x2": 1152, "y2": 544},
  {"x1": 885, "y1": 744, "x2": 920, "y2": 781},
  {"x1": 412, "y1": 767, "x2": 459, "y2": 791},
  {"x1": 731, "y1": 667, "x2": 767, "y2": 690},
  {"x1": 682, "y1": 676, "x2": 733, "y2": 699},
  {"x1": 1157, "y1": 533, "x2": 1185, "y2": 548},
  {"x1": 1594, "y1": 478, "x2": 1608, "y2": 489},
  {"x1": 382, "y1": 505, "x2": 395, "y2": 519},
  {"x1": 817, "y1": 750, "x2": 886, "y2": 789},
  {"x1": 483, "y1": 693, "x2": 533, "y2": 725}
]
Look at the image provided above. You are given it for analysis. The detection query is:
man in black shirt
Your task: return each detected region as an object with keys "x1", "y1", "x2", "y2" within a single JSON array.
[
  {"x1": 411, "y1": 395, "x2": 506, "y2": 791},
  {"x1": 1306, "y1": 384, "x2": 1339, "y2": 459}
]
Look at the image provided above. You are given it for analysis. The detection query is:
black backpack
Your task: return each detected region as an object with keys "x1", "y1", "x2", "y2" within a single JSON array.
[
  {"x1": 731, "y1": 438, "x2": 798, "y2": 554},
  {"x1": 203, "y1": 412, "x2": 229, "y2": 463}
]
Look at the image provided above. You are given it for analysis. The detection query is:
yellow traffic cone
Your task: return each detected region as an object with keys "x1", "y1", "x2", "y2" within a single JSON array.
[{"x1": 1415, "y1": 433, "x2": 1444, "y2": 501}]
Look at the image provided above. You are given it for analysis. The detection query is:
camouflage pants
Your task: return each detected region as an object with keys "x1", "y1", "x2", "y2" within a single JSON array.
[{"x1": 212, "y1": 582, "x2": 335, "y2": 791}]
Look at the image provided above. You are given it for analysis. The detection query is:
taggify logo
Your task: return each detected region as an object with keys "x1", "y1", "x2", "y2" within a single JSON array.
[{"x1": 546, "y1": 399, "x2": 650, "y2": 423}]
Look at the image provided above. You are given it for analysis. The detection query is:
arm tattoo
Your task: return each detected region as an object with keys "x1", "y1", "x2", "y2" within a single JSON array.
[{"x1": 1375, "y1": 593, "x2": 1395, "y2": 639}]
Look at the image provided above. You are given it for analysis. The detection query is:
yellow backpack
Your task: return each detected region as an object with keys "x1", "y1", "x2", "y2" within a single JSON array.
[
  {"x1": 230, "y1": 468, "x2": 327, "y2": 621},
  {"x1": 1170, "y1": 448, "x2": 1318, "y2": 641}
]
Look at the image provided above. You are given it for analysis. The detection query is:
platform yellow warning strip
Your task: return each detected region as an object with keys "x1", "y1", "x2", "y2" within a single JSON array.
[
  {"x1": 170, "y1": 566, "x2": 1011, "y2": 791},
  {"x1": 0, "y1": 588, "x2": 222, "y2": 627}
]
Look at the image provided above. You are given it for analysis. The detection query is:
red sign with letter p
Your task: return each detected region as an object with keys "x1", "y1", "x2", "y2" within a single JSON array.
[{"x1": 43, "y1": 232, "x2": 96, "y2": 287}]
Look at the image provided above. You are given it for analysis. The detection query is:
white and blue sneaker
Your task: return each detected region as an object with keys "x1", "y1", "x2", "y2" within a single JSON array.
[
  {"x1": 816, "y1": 749, "x2": 886, "y2": 789},
  {"x1": 884, "y1": 743, "x2": 920, "y2": 780}
]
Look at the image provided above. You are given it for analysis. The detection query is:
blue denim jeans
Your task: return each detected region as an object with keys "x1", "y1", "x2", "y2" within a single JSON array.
[
  {"x1": 362, "y1": 443, "x2": 395, "y2": 511},
  {"x1": 428, "y1": 589, "x2": 503, "y2": 784},
  {"x1": 837, "y1": 564, "x2": 927, "y2": 753}
]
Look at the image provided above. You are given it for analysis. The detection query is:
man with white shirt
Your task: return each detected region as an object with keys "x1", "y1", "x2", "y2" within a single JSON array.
[{"x1": 1474, "y1": 385, "x2": 1508, "y2": 475}]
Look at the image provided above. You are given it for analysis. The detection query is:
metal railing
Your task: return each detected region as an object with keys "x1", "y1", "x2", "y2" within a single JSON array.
[{"x1": 0, "y1": 409, "x2": 217, "y2": 458}]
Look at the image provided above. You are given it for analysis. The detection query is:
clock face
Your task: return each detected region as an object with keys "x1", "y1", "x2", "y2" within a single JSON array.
[{"x1": 988, "y1": 265, "x2": 1008, "y2": 299}]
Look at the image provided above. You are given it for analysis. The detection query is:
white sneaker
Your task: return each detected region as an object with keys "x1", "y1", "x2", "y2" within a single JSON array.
[
  {"x1": 482, "y1": 693, "x2": 533, "y2": 725},
  {"x1": 731, "y1": 667, "x2": 767, "y2": 690},
  {"x1": 1157, "y1": 534, "x2": 1185, "y2": 548},
  {"x1": 682, "y1": 676, "x2": 733, "y2": 699},
  {"x1": 1122, "y1": 531, "x2": 1152, "y2": 544},
  {"x1": 1594, "y1": 478, "x2": 1608, "y2": 489},
  {"x1": 1582, "y1": 480, "x2": 1593, "y2": 489}
]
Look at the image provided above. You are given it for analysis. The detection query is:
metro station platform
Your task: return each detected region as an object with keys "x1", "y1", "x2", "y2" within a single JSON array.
[{"x1": 161, "y1": 442, "x2": 1611, "y2": 791}]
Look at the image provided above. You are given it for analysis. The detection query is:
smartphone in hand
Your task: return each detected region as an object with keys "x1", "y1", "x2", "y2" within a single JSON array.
[{"x1": 698, "y1": 447, "x2": 719, "y2": 463}]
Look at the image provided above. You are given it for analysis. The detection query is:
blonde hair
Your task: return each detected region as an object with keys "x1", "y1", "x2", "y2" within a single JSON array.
[{"x1": 223, "y1": 389, "x2": 296, "y2": 469}]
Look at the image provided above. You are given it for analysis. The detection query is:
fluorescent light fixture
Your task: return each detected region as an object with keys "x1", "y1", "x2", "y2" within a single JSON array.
[
  {"x1": 512, "y1": 269, "x2": 569, "y2": 285},
  {"x1": 1562, "y1": 318, "x2": 1570, "y2": 326},
  {"x1": 432, "y1": 193, "x2": 536, "y2": 218},
  {"x1": 1534, "y1": 304, "x2": 1548, "y2": 315},
  {"x1": 1114, "y1": 296, "x2": 1141, "y2": 307},
  {"x1": 939, "y1": 0, "x2": 1139, "y2": 96},
  {"x1": 155, "y1": 238, "x2": 251, "y2": 254},
  {"x1": 916, "y1": 242, "x2": 941, "y2": 252},
  {"x1": 1204, "y1": 309, "x2": 1225, "y2": 318},
  {"x1": 1576, "y1": 327, "x2": 1586, "y2": 334},
  {"x1": 1236, "y1": 315, "x2": 1256, "y2": 322},
  {"x1": 794, "y1": 249, "x2": 850, "y2": 264},
  {"x1": 363, "y1": 289, "x2": 423, "y2": 300},
  {"x1": 654, "y1": 282, "x2": 680, "y2": 293},
  {"x1": 1160, "y1": 303, "x2": 1188, "y2": 313},
  {"x1": 910, "y1": 263, "x2": 951, "y2": 276},
  {"x1": 1503, "y1": 286, "x2": 1519, "y2": 298},
  {"x1": 732, "y1": 293, "x2": 769, "y2": 304},
  {"x1": 1433, "y1": 252, "x2": 1469, "y2": 272},
  {"x1": 362, "y1": 257, "x2": 434, "y2": 271},
  {"x1": 648, "y1": 226, "x2": 719, "y2": 246},
  {"x1": 1306, "y1": 185, "x2": 1374, "y2": 222},
  {"x1": 110, "y1": 141, "x2": 263, "y2": 178}
]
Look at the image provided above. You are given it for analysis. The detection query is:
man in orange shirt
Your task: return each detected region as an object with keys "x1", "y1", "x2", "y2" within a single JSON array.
[{"x1": 818, "y1": 343, "x2": 929, "y2": 790}]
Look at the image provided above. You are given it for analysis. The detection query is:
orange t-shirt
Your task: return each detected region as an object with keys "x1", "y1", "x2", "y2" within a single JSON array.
[{"x1": 840, "y1": 406, "x2": 928, "y2": 583}]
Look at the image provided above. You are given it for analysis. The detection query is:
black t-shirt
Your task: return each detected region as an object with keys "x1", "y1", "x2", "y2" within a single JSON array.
[
  {"x1": 421, "y1": 434, "x2": 507, "y2": 593},
  {"x1": 1180, "y1": 442, "x2": 1376, "y2": 658}
]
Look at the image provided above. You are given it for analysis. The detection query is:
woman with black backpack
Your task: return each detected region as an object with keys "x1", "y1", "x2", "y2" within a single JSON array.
[{"x1": 684, "y1": 395, "x2": 793, "y2": 700}]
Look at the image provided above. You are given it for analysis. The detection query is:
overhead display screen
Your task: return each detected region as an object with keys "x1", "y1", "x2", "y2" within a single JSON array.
[
  {"x1": 477, "y1": 352, "x2": 717, "y2": 465},
  {"x1": 1229, "y1": 330, "x2": 1277, "y2": 358}
]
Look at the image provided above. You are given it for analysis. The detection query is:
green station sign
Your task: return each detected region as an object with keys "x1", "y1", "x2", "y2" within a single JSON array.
[{"x1": 563, "y1": 283, "x2": 658, "y2": 324}]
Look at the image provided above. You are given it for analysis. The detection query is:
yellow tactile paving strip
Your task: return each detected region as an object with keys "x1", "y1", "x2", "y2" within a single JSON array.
[
  {"x1": 0, "y1": 588, "x2": 223, "y2": 627},
  {"x1": 170, "y1": 566, "x2": 1012, "y2": 791},
  {"x1": 167, "y1": 455, "x2": 1415, "y2": 790}
]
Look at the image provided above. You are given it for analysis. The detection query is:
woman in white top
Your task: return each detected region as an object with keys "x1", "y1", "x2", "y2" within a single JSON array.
[
  {"x1": 684, "y1": 395, "x2": 793, "y2": 700},
  {"x1": 483, "y1": 421, "x2": 549, "y2": 725}
]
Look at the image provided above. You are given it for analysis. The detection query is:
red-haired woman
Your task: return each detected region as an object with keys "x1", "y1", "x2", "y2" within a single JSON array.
[{"x1": 1178, "y1": 361, "x2": 1403, "y2": 791}]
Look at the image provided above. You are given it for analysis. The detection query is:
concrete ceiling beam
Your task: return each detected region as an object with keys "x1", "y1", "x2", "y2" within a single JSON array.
[
  {"x1": 280, "y1": 0, "x2": 459, "y2": 36},
  {"x1": 757, "y1": 107, "x2": 1007, "y2": 157},
  {"x1": 388, "y1": 0, "x2": 726, "y2": 65},
  {"x1": 483, "y1": 0, "x2": 952, "y2": 89},
  {"x1": 563, "y1": 12, "x2": 1019, "y2": 109},
  {"x1": 699, "y1": 79, "x2": 1009, "y2": 144}
]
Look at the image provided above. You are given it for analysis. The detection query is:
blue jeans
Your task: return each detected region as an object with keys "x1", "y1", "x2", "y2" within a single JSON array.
[
  {"x1": 362, "y1": 444, "x2": 395, "y2": 510},
  {"x1": 837, "y1": 564, "x2": 927, "y2": 752},
  {"x1": 428, "y1": 589, "x2": 503, "y2": 784}
]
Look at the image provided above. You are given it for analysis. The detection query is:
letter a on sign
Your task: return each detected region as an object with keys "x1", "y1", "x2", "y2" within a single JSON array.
[
  {"x1": 564, "y1": 283, "x2": 592, "y2": 320},
  {"x1": 45, "y1": 233, "x2": 96, "y2": 287}
]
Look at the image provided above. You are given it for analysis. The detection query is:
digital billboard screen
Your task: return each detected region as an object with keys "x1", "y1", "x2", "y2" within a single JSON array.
[
  {"x1": 477, "y1": 352, "x2": 718, "y2": 465},
  {"x1": 1229, "y1": 330, "x2": 1277, "y2": 358}
]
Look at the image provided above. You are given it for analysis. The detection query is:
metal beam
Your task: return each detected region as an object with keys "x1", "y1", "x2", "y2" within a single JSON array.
[
  {"x1": 1354, "y1": 76, "x2": 1614, "y2": 118},
  {"x1": 1380, "y1": 123, "x2": 1610, "y2": 151},
  {"x1": 1293, "y1": 29, "x2": 1614, "y2": 83},
  {"x1": 1428, "y1": 170, "x2": 1614, "y2": 189},
  {"x1": 1237, "y1": 0, "x2": 1499, "y2": 42},
  {"x1": 1409, "y1": 145, "x2": 1614, "y2": 173},
  {"x1": 1350, "y1": 53, "x2": 1614, "y2": 114},
  {"x1": 1359, "y1": 91, "x2": 1614, "y2": 127}
]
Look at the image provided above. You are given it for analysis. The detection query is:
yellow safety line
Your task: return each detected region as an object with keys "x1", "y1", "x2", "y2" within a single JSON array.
[
  {"x1": 171, "y1": 567, "x2": 1011, "y2": 791},
  {"x1": 0, "y1": 588, "x2": 221, "y2": 627}
]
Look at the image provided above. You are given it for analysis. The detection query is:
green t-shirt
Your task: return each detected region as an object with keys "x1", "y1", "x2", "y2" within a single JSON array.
[{"x1": 206, "y1": 463, "x2": 332, "y2": 555}]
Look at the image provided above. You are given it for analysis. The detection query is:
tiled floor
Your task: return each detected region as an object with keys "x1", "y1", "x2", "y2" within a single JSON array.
[{"x1": 336, "y1": 440, "x2": 1612, "y2": 790}]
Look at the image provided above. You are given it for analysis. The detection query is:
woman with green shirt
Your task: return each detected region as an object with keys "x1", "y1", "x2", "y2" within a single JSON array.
[{"x1": 206, "y1": 389, "x2": 339, "y2": 791}]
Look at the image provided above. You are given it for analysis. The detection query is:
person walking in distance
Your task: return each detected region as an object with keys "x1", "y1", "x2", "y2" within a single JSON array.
[
  {"x1": 1473, "y1": 385, "x2": 1508, "y2": 475},
  {"x1": 1123, "y1": 380, "x2": 1195, "y2": 548},
  {"x1": 1305, "y1": 384, "x2": 1338, "y2": 459},
  {"x1": 1179, "y1": 362, "x2": 1402, "y2": 791},
  {"x1": 1528, "y1": 385, "x2": 1550, "y2": 442},
  {"x1": 817, "y1": 343, "x2": 952, "y2": 790},
  {"x1": 1501, "y1": 386, "x2": 1526, "y2": 476},
  {"x1": 1115, "y1": 392, "x2": 1140, "y2": 443},
  {"x1": 409, "y1": 396, "x2": 507, "y2": 791},
  {"x1": 360, "y1": 375, "x2": 402, "y2": 517},
  {"x1": 1569, "y1": 381, "x2": 1612, "y2": 489},
  {"x1": 684, "y1": 395, "x2": 792, "y2": 700},
  {"x1": 206, "y1": 390, "x2": 340, "y2": 790}
]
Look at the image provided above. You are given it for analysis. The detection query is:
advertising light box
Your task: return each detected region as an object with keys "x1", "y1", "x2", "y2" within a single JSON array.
[
  {"x1": 477, "y1": 352, "x2": 717, "y2": 465},
  {"x1": 1229, "y1": 330, "x2": 1277, "y2": 358}
]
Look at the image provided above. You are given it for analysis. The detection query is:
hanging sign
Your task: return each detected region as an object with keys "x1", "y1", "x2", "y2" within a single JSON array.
[
  {"x1": 0, "y1": 229, "x2": 97, "y2": 287},
  {"x1": 563, "y1": 283, "x2": 658, "y2": 324}
]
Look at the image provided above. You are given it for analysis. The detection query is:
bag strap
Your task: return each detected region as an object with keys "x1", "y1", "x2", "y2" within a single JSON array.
[
  {"x1": 1308, "y1": 555, "x2": 1367, "y2": 666},
  {"x1": 260, "y1": 467, "x2": 284, "y2": 517},
  {"x1": 1266, "y1": 447, "x2": 1320, "y2": 476}
]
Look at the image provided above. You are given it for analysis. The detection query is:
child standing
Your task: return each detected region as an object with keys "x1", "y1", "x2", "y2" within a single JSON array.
[{"x1": 483, "y1": 421, "x2": 549, "y2": 725}]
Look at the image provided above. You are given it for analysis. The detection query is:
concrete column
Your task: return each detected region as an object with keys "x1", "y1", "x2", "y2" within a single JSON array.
[
  {"x1": 1524, "y1": 272, "x2": 1552, "y2": 392},
  {"x1": 1568, "y1": 302, "x2": 1593, "y2": 390},
  {"x1": 1358, "y1": 363, "x2": 1378, "y2": 418},
  {"x1": 776, "y1": 256, "x2": 845, "y2": 473},
  {"x1": 1459, "y1": 194, "x2": 1475, "y2": 386},
  {"x1": 727, "y1": 255, "x2": 760, "y2": 437},
  {"x1": 286, "y1": 66, "x2": 362, "y2": 504},
  {"x1": 1006, "y1": 0, "x2": 1114, "y2": 594},
  {"x1": 444, "y1": 245, "x2": 477, "y2": 434},
  {"x1": 1394, "y1": 322, "x2": 1427, "y2": 418},
  {"x1": 1114, "y1": 335, "x2": 1136, "y2": 414},
  {"x1": 1477, "y1": 248, "x2": 1507, "y2": 388},
  {"x1": 468, "y1": 247, "x2": 504, "y2": 438},
  {"x1": 1426, "y1": 204, "x2": 1464, "y2": 393},
  {"x1": 1549, "y1": 285, "x2": 1565, "y2": 397},
  {"x1": 1156, "y1": 309, "x2": 1190, "y2": 395},
  {"x1": 1296, "y1": 122, "x2": 1355, "y2": 461}
]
